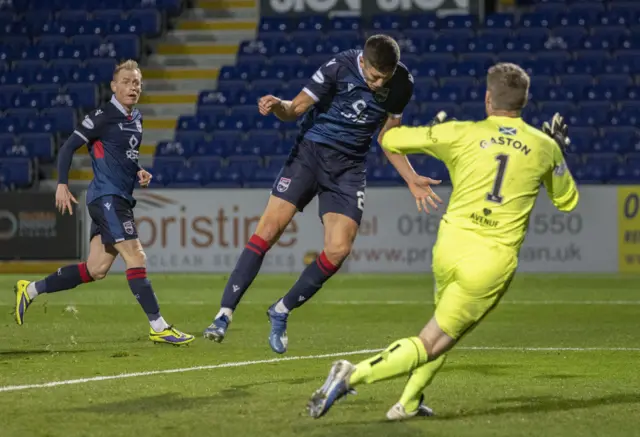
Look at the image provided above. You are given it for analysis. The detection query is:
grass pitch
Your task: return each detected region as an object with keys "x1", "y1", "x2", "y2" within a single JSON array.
[{"x1": 1, "y1": 273, "x2": 639, "y2": 437}]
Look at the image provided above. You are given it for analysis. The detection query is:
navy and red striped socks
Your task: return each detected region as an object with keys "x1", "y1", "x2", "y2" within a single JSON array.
[
  {"x1": 29, "y1": 262, "x2": 94, "y2": 298},
  {"x1": 219, "y1": 234, "x2": 271, "y2": 312},
  {"x1": 280, "y1": 251, "x2": 340, "y2": 311}
]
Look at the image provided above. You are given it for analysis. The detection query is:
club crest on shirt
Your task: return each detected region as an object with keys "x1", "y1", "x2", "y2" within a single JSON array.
[
  {"x1": 276, "y1": 177, "x2": 291, "y2": 193},
  {"x1": 123, "y1": 220, "x2": 135, "y2": 235},
  {"x1": 374, "y1": 88, "x2": 389, "y2": 103}
]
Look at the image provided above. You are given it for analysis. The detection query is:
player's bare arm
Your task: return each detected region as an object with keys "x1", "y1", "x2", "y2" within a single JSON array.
[
  {"x1": 379, "y1": 116, "x2": 443, "y2": 213},
  {"x1": 258, "y1": 91, "x2": 316, "y2": 121}
]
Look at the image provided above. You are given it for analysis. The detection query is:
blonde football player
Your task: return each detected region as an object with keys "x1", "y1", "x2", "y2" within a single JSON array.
[{"x1": 307, "y1": 63, "x2": 579, "y2": 420}]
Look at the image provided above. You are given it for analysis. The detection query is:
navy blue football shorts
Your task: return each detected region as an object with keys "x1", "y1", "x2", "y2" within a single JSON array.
[
  {"x1": 87, "y1": 195, "x2": 138, "y2": 245},
  {"x1": 271, "y1": 138, "x2": 366, "y2": 225}
]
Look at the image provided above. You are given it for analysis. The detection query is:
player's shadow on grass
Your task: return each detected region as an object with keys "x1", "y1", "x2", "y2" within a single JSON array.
[
  {"x1": 433, "y1": 393, "x2": 640, "y2": 420},
  {"x1": 0, "y1": 349, "x2": 95, "y2": 360},
  {"x1": 441, "y1": 363, "x2": 516, "y2": 377},
  {"x1": 68, "y1": 377, "x2": 318, "y2": 415}
]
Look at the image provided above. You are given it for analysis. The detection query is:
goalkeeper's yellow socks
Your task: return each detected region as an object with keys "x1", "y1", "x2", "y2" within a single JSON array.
[
  {"x1": 349, "y1": 337, "x2": 428, "y2": 387},
  {"x1": 399, "y1": 354, "x2": 447, "y2": 412}
]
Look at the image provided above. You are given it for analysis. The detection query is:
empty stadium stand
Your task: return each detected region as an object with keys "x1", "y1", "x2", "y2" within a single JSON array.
[{"x1": 1, "y1": 0, "x2": 639, "y2": 189}]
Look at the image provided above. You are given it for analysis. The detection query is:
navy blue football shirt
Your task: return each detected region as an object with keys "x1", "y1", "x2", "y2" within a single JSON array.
[
  {"x1": 72, "y1": 95, "x2": 143, "y2": 206},
  {"x1": 300, "y1": 49, "x2": 414, "y2": 159}
]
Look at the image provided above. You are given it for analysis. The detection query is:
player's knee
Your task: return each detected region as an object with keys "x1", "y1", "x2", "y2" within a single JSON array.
[
  {"x1": 86, "y1": 260, "x2": 110, "y2": 281},
  {"x1": 255, "y1": 219, "x2": 285, "y2": 246},
  {"x1": 124, "y1": 251, "x2": 147, "y2": 269},
  {"x1": 324, "y1": 240, "x2": 352, "y2": 265}
]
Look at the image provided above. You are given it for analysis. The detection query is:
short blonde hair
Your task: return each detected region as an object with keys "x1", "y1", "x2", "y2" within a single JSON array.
[
  {"x1": 486, "y1": 63, "x2": 530, "y2": 112},
  {"x1": 113, "y1": 60, "x2": 141, "y2": 79}
]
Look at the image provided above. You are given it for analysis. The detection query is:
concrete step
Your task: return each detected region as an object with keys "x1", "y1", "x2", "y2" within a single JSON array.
[
  {"x1": 146, "y1": 54, "x2": 237, "y2": 68},
  {"x1": 162, "y1": 29, "x2": 255, "y2": 44},
  {"x1": 138, "y1": 91, "x2": 198, "y2": 105},
  {"x1": 184, "y1": 7, "x2": 257, "y2": 19},
  {"x1": 155, "y1": 42, "x2": 238, "y2": 56},
  {"x1": 137, "y1": 103, "x2": 196, "y2": 117},
  {"x1": 177, "y1": 18, "x2": 256, "y2": 32},
  {"x1": 143, "y1": 128, "x2": 177, "y2": 144},
  {"x1": 196, "y1": 0, "x2": 257, "y2": 9},
  {"x1": 144, "y1": 78, "x2": 219, "y2": 92},
  {"x1": 143, "y1": 67, "x2": 219, "y2": 80}
]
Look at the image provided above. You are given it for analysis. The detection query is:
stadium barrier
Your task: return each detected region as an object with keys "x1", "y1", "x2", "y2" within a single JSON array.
[
  {"x1": 0, "y1": 192, "x2": 80, "y2": 261},
  {"x1": 79, "y1": 186, "x2": 638, "y2": 273}
]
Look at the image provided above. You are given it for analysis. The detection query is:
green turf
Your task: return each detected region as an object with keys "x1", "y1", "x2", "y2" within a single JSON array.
[{"x1": 1, "y1": 273, "x2": 640, "y2": 437}]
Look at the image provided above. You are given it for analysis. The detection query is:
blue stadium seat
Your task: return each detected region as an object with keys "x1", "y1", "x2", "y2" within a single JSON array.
[
  {"x1": 19, "y1": 133, "x2": 55, "y2": 162},
  {"x1": 329, "y1": 16, "x2": 360, "y2": 32},
  {"x1": 0, "y1": 85, "x2": 22, "y2": 109},
  {"x1": 368, "y1": 14, "x2": 405, "y2": 31},
  {"x1": 66, "y1": 83, "x2": 97, "y2": 109},
  {"x1": 593, "y1": 127, "x2": 638, "y2": 154},
  {"x1": 427, "y1": 32, "x2": 471, "y2": 54},
  {"x1": 258, "y1": 17, "x2": 290, "y2": 34},
  {"x1": 155, "y1": 140, "x2": 195, "y2": 159},
  {"x1": 0, "y1": 134, "x2": 14, "y2": 150},
  {"x1": 0, "y1": 158, "x2": 32, "y2": 188},
  {"x1": 42, "y1": 107, "x2": 75, "y2": 134},
  {"x1": 246, "y1": 130, "x2": 287, "y2": 156},
  {"x1": 177, "y1": 115, "x2": 210, "y2": 133},
  {"x1": 467, "y1": 33, "x2": 507, "y2": 53},
  {"x1": 173, "y1": 131, "x2": 207, "y2": 149},
  {"x1": 573, "y1": 102, "x2": 613, "y2": 127},
  {"x1": 58, "y1": 9, "x2": 89, "y2": 22},
  {"x1": 13, "y1": 61, "x2": 47, "y2": 85},
  {"x1": 110, "y1": 19, "x2": 143, "y2": 36},
  {"x1": 198, "y1": 90, "x2": 230, "y2": 107},
  {"x1": 151, "y1": 157, "x2": 184, "y2": 186},
  {"x1": 484, "y1": 13, "x2": 515, "y2": 28},
  {"x1": 197, "y1": 106, "x2": 228, "y2": 125},
  {"x1": 442, "y1": 14, "x2": 476, "y2": 29},
  {"x1": 225, "y1": 156, "x2": 263, "y2": 184},
  {"x1": 106, "y1": 35, "x2": 141, "y2": 59},
  {"x1": 190, "y1": 137, "x2": 225, "y2": 158},
  {"x1": 510, "y1": 28, "x2": 548, "y2": 52},
  {"x1": 550, "y1": 27, "x2": 587, "y2": 51},
  {"x1": 460, "y1": 102, "x2": 486, "y2": 120},
  {"x1": 190, "y1": 158, "x2": 227, "y2": 187},
  {"x1": 248, "y1": 155, "x2": 287, "y2": 184},
  {"x1": 615, "y1": 102, "x2": 640, "y2": 127},
  {"x1": 520, "y1": 13, "x2": 559, "y2": 28},
  {"x1": 568, "y1": 127, "x2": 596, "y2": 154},
  {"x1": 208, "y1": 130, "x2": 243, "y2": 157},
  {"x1": 11, "y1": 92, "x2": 45, "y2": 109},
  {"x1": 84, "y1": 58, "x2": 117, "y2": 82}
]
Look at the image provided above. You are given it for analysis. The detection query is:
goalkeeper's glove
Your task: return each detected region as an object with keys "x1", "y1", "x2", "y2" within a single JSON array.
[
  {"x1": 542, "y1": 113, "x2": 570, "y2": 154},
  {"x1": 429, "y1": 111, "x2": 454, "y2": 126}
]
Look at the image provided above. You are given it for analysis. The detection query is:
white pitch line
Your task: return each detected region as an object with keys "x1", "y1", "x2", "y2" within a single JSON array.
[{"x1": 1, "y1": 346, "x2": 639, "y2": 394}]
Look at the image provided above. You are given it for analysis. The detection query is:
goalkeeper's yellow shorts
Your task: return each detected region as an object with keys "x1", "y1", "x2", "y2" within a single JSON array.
[{"x1": 432, "y1": 220, "x2": 518, "y2": 340}]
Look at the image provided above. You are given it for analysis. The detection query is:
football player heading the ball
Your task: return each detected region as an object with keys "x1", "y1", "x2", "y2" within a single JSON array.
[{"x1": 203, "y1": 35, "x2": 442, "y2": 354}]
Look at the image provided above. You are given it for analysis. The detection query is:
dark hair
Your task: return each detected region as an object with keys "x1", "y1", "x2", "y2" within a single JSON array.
[
  {"x1": 486, "y1": 63, "x2": 530, "y2": 112},
  {"x1": 363, "y1": 34, "x2": 400, "y2": 74}
]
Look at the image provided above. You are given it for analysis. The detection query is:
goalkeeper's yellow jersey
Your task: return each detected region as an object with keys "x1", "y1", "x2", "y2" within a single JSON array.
[{"x1": 381, "y1": 115, "x2": 580, "y2": 250}]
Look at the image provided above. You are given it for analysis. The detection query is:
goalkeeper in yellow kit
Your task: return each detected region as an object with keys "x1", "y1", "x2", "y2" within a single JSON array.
[{"x1": 307, "y1": 63, "x2": 579, "y2": 420}]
